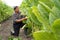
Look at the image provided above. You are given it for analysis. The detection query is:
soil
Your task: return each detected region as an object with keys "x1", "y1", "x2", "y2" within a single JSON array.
[{"x1": 0, "y1": 17, "x2": 32, "y2": 40}]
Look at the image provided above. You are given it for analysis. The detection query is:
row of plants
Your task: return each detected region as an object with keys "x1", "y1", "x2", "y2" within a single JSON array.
[
  {"x1": 0, "y1": 0, "x2": 13, "y2": 23},
  {"x1": 20, "y1": 0, "x2": 60, "y2": 40}
]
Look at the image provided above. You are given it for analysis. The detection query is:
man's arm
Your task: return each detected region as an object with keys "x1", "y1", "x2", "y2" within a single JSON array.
[{"x1": 15, "y1": 17, "x2": 27, "y2": 22}]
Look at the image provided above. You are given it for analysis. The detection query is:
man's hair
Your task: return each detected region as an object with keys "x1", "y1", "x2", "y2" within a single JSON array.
[{"x1": 14, "y1": 6, "x2": 18, "y2": 10}]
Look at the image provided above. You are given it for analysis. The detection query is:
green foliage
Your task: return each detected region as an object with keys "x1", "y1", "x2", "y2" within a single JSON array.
[
  {"x1": 8, "y1": 37, "x2": 21, "y2": 40},
  {"x1": 33, "y1": 31, "x2": 56, "y2": 40},
  {"x1": 39, "y1": 0, "x2": 54, "y2": 8},
  {"x1": 20, "y1": 0, "x2": 60, "y2": 40},
  {"x1": 0, "y1": 0, "x2": 13, "y2": 22},
  {"x1": 26, "y1": 8, "x2": 42, "y2": 26},
  {"x1": 51, "y1": 0, "x2": 60, "y2": 10},
  {"x1": 49, "y1": 6, "x2": 60, "y2": 25},
  {"x1": 52, "y1": 19, "x2": 60, "y2": 40}
]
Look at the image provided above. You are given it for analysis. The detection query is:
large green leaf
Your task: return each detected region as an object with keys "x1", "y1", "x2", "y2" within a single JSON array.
[
  {"x1": 52, "y1": 19, "x2": 60, "y2": 40},
  {"x1": 33, "y1": 31, "x2": 56, "y2": 40},
  {"x1": 32, "y1": 6, "x2": 51, "y2": 31}
]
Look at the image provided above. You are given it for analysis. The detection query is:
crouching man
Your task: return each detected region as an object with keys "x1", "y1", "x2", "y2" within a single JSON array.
[{"x1": 11, "y1": 6, "x2": 27, "y2": 37}]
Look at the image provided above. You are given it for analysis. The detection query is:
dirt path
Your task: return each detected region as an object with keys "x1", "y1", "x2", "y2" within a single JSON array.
[{"x1": 0, "y1": 17, "x2": 32, "y2": 40}]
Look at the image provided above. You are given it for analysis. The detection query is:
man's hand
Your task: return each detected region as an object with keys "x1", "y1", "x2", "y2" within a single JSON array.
[{"x1": 23, "y1": 17, "x2": 28, "y2": 20}]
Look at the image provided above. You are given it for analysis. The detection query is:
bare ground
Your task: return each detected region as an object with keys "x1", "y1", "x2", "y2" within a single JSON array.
[{"x1": 0, "y1": 17, "x2": 32, "y2": 40}]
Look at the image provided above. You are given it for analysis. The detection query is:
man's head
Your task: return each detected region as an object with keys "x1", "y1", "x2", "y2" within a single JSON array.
[{"x1": 14, "y1": 6, "x2": 19, "y2": 13}]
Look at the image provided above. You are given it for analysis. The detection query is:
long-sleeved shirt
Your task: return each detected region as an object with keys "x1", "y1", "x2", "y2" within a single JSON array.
[{"x1": 12, "y1": 12, "x2": 26, "y2": 23}]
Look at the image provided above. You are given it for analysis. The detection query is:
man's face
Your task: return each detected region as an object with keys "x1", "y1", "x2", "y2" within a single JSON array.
[{"x1": 15, "y1": 7, "x2": 19, "y2": 13}]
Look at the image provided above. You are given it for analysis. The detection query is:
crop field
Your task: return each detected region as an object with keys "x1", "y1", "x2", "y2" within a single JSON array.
[{"x1": 0, "y1": 0, "x2": 60, "y2": 40}]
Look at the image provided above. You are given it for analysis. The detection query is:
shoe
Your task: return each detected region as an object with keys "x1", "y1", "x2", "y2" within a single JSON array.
[{"x1": 11, "y1": 31, "x2": 14, "y2": 35}]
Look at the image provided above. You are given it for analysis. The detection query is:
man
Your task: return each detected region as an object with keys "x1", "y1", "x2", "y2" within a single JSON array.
[{"x1": 11, "y1": 6, "x2": 27, "y2": 37}]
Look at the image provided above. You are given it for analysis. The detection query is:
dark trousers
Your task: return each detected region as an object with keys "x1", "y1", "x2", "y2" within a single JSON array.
[{"x1": 13, "y1": 22, "x2": 25, "y2": 36}]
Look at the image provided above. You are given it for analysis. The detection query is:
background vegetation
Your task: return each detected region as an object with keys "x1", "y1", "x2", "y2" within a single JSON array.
[{"x1": 0, "y1": 0, "x2": 13, "y2": 23}]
